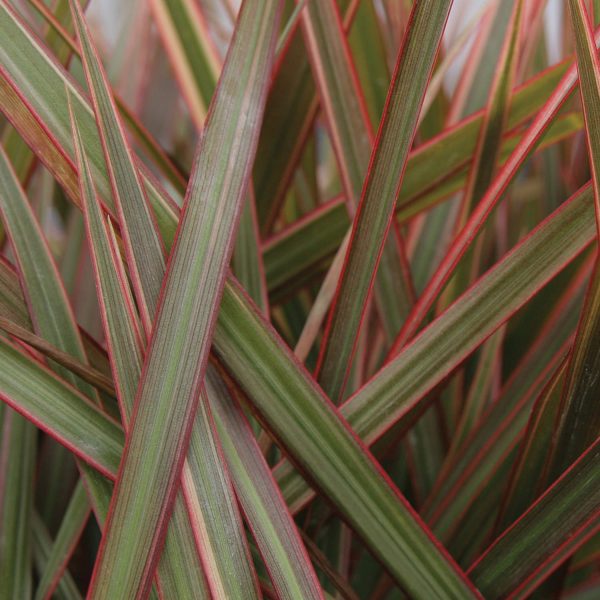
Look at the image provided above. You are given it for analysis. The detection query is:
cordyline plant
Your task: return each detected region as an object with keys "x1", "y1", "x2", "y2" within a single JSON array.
[{"x1": 0, "y1": 0, "x2": 599, "y2": 598}]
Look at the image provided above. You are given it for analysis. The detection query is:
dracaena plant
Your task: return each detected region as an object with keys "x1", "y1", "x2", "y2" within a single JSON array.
[{"x1": 0, "y1": 0, "x2": 599, "y2": 598}]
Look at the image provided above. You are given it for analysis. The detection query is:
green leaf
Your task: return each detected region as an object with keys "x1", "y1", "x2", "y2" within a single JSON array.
[
  {"x1": 206, "y1": 367, "x2": 324, "y2": 600},
  {"x1": 390, "y1": 36, "x2": 589, "y2": 354},
  {"x1": 453, "y1": 327, "x2": 506, "y2": 451},
  {"x1": 300, "y1": 0, "x2": 374, "y2": 203},
  {"x1": 253, "y1": 24, "x2": 318, "y2": 232},
  {"x1": 34, "y1": 480, "x2": 90, "y2": 600},
  {"x1": 69, "y1": 0, "x2": 166, "y2": 336},
  {"x1": 148, "y1": 0, "x2": 268, "y2": 313},
  {"x1": 1, "y1": 0, "x2": 80, "y2": 184},
  {"x1": 439, "y1": 0, "x2": 524, "y2": 313},
  {"x1": 0, "y1": 1, "x2": 181, "y2": 248},
  {"x1": 494, "y1": 360, "x2": 567, "y2": 533},
  {"x1": 0, "y1": 256, "x2": 31, "y2": 329},
  {"x1": 460, "y1": 0, "x2": 524, "y2": 224},
  {"x1": 421, "y1": 256, "x2": 591, "y2": 541},
  {"x1": 231, "y1": 188, "x2": 269, "y2": 313},
  {"x1": 25, "y1": 0, "x2": 188, "y2": 195},
  {"x1": 300, "y1": 0, "x2": 414, "y2": 367},
  {"x1": 181, "y1": 392, "x2": 261, "y2": 599},
  {"x1": 0, "y1": 258, "x2": 112, "y2": 380},
  {"x1": 348, "y1": 0, "x2": 390, "y2": 128},
  {"x1": 32, "y1": 513, "x2": 82, "y2": 600},
  {"x1": 0, "y1": 409, "x2": 36, "y2": 599},
  {"x1": 315, "y1": 0, "x2": 453, "y2": 400},
  {"x1": 68, "y1": 92, "x2": 145, "y2": 420},
  {"x1": 0, "y1": 0, "x2": 574, "y2": 293},
  {"x1": 469, "y1": 439, "x2": 600, "y2": 598},
  {"x1": 0, "y1": 316, "x2": 115, "y2": 395},
  {"x1": 149, "y1": 0, "x2": 220, "y2": 126},
  {"x1": 547, "y1": 0, "x2": 600, "y2": 477},
  {"x1": 87, "y1": 2, "x2": 282, "y2": 596},
  {"x1": 0, "y1": 336, "x2": 124, "y2": 478},
  {"x1": 0, "y1": 146, "x2": 95, "y2": 396}
]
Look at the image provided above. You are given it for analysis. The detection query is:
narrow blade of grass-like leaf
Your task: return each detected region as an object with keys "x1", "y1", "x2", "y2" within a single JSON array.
[
  {"x1": 453, "y1": 327, "x2": 506, "y2": 451},
  {"x1": 68, "y1": 96, "x2": 145, "y2": 418},
  {"x1": 299, "y1": 531, "x2": 359, "y2": 600},
  {"x1": 17, "y1": 0, "x2": 187, "y2": 195},
  {"x1": 206, "y1": 367, "x2": 324, "y2": 600},
  {"x1": 439, "y1": 0, "x2": 524, "y2": 314},
  {"x1": 149, "y1": 0, "x2": 220, "y2": 127},
  {"x1": 74, "y1": 19, "x2": 262, "y2": 597},
  {"x1": 71, "y1": 91, "x2": 242, "y2": 600},
  {"x1": 1, "y1": 1, "x2": 585, "y2": 564},
  {"x1": 0, "y1": 337, "x2": 124, "y2": 478},
  {"x1": 343, "y1": 187, "x2": 594, "y2": 442},
  {"x1": 0, "y1": 322, "x2": 311, "y2": 599},
  {"x1": 69, "y1": 0, "x2": 166, "y2": 336},
  {"x1": 0, "y1": 408, "x2": 36, "y2": 599},
  {"x1": 232, "y1": 188, "x2": 269, "y2": 313},
  {"x1": 507, "y1": 519, "x2": 600, "y2": 599},
  {"x1": 0, "y1": 2, "x2": 592, "y2": 544},
  {"x1": 1, "y1": 0, "x2": 81, "y2": 183},
  {"x1": 1, "y1": 325, "x2": 210, "y2": 600},
  {"x1": 348, "y1": 0, "x2": 390, "y2": 128},
  {"x1": 0, "y1": 316, "x2": 115, "y2": 395},
  {"x1": 0, "y1": 317, "x2": 471, "y2": 598},
  {"x1": 469, "y1": 438, "x2": 600, "y2": 598},
  {"x1": 0, "y1": 1, "x2": 181, "y2": 248},
  {"x1": 32, "y1": 513, "x2": 82, "y2": 600},
  {"x1": 494, "y1": 359, "x2": 567, "y2": 533},
  {"x1": 87, "y1": 3, "x2": 281, "y2": 596},
  {"x1": 547, "y1": 0, "x2": 600, "y2": 476},
  {"x1": 262, "y1": 107, "x2": 581, "y2": 295},
  {"x1": 0, "y1": 145, "x2": 96, "y2": 399},
  {"x1": 316, "y1": 0, "x2": 453, "y2": 400},
  {"x1": 0, "y1": 241, "x2": 208, "y2": 599},
  {"x1": 181, "y1": 393, "x2": 261, "y2": 599},
  {"x1": 419, "y1": 2, "x2": 492, "y2": 127},
  {"x1": 254, "y1": 24, "x2": 317, "y2": 232},
  {"x1": 299, "y1": 0, "x2": 373, "y2": 201},
  {"x1": 458, "y1": 0, "x2": 524, "y2": 230},
  {"x1": 34, "y1": 480, "x2": 89, "y2": 600},
  {"x1": 0, "y1": 257, "x2": 112, "y2": 379},
  {"x1": 294, "y1": 231, "x2": 350, "y2": 362},
  {"x1": 149, "y1": 0, "x2": 268, "y2": 313},
  {"x1": 300, "y1": 0, "x2": 414, "y2": 369},
  {"x1": 6, "y1": 178, "x2": 592, "y2": 597},
  {"x1": 0, "y1": 256, "x2": 31, "y2": 329}
]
